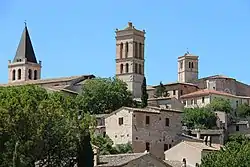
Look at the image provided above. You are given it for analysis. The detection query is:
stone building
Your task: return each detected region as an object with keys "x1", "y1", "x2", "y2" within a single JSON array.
[
  {"x1": 103, "y1": 106, "x2": 183, "y2": 159},
  {"x1": 1, "y1": 24, "x2": 94, "y2": 93},
  {"x1": 115, "y1": 22, "x2": 145, "y2": 98}
]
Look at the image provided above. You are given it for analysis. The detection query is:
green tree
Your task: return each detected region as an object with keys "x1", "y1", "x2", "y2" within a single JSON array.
[
  {"x1": 236, "y1": 103, "x2": 250, "y2": 118},
  {"x1": 182, "y1": 108, "x2": 217, "y2": 129},
  {"x1": 207, "y1": 98, "x2": 232, "y2": 113},
  {"x1": 77, "y1": 77, "x2": 133, "y2": 114},
  {"x1": 155, "y1": 82, "x2": 166, "y2": 97},
  {"x1": 141, "y1": 77, "x2": 148, "y2": 108},
  {"x1": 201, "y1": 135, "x2": 250, "y2": 167},
  {"x1": 92, "y1": 134, "x2": 133, "y2": 155}
]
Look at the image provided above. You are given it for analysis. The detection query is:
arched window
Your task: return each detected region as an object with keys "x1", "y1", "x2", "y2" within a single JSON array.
[
  {"x1": 134, "y1": 42, "x2": 138, "y2": 58},
  {"x1": 135, "y1": 63, "x2": 138, "y2": 73},
  {"x1": 18, "y1": 69, "x2": 21, "y2": 80},
  {"x1": 125, "y1": 63, "x2": 129, "y2": 73},
  {"x1": 189, "y1": 62, "x2": 191, "y2": 68},
  {"x1": 125, "y1": 42, "x2": 129, "y2": 58},
  {"x1": 139, "y1": 64, "x2": 142, "y2": 74},
  {"x1": 139, "y1": 43, "x2": 142, "y2": 59},
  {"x1": 28, "y1": 69, "x2": 32, "y2": 79},
  {"x1": 120, "y1": 43, "x2": 123, "y2": 59},
  {"x1": 34, "y1": 70, "x2": 38, "y2": 80},
  {"x1": 120, "y1": 64, "x2": 124, "y2": 74},
  {"x1": 191, "y1": 62, "x2": 194, "y2": 68},
  {"x1": 12, "y1": 70, "x2": 16, "y2": 80}
]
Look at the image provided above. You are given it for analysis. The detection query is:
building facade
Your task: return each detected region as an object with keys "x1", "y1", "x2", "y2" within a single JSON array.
[{"x1": 104, "y1": 106, "x2": 183, "y2": 159}]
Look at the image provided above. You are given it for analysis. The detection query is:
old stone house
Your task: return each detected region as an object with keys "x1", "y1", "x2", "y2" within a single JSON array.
[{"x1": 98, "y1": 106, "x2": 183, "y2": 159}]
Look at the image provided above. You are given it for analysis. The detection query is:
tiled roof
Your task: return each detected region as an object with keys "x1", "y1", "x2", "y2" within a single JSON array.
[
  {"x1": 164, "y1": 160, "x2": 192, "y2": 167},
  {"x1": 183, "y1": 141, "x2": 221, "y2": 151},
  {"x1": 13, "y1": 25, "x2": 38, "y2": 63},
  {"x1": 180, "y1": 89, "x2": 235, "y2": 98},
  {"x1": 0, "y1": 75, "x2": 94, "y2": 87},
  {"x1": 152, "y1": 82, "x2": 198, "y2": 88},
  {"x1": 97, "y1": 152, "x2": 148, "y2": 166}
]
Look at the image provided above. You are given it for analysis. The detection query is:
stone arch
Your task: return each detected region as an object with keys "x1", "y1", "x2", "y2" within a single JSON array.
[
  {"x1": 28, "y1": 69, "x2": 32, "y2": 79},
  {"x1": 34, "y1": 70, "x2": 38, "y2": 80},
  {"x1": 125, "y1": 63, "x2": 129, "y2": 73},
  {"x1": 18, "y1": 69, "x2": 21, "y2": 80},
  {"x1": 12, "y1": 70, "x2": 16, "y2": 80},
  {"x1": 120, "y1": 64, "x2": 124, "y2": 74},
  {"x1": 120, "y1": 42, "x2": 123, "y2": 59}
]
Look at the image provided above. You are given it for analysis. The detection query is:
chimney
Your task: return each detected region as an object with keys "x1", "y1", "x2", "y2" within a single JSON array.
[
  {"x1": 196, "y1": 129, "x2": 201, "y2": 139},
  {"x1": 182, "y1": 158, "x2": 186, "y2": 167},
  {"x1": 207, "y1": 136, "x2": 212, "y2": 147},
  {"x1": 204, "y1": 136, "x2": 208, "y2": 145}
]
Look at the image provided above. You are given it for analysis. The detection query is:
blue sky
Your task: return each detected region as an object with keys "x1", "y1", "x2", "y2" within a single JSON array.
[{"x1": 0, "y1": 0, "x2": 250, "y2": 85}]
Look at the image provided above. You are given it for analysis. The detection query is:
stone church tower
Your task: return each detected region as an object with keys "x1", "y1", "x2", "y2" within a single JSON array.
[
  {"x1": 178, "y1": 51, "x2": 199, "y2": 83},
  {"x1": 115, "y1": 22, "x2": 145, "y2": 98},
  {"x1": 8, "y1": 24, "x2": 42, "y2": 83}
]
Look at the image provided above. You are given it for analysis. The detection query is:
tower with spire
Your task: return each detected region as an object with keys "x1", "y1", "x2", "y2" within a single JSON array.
[{"x1": 8, "y1": 23, "x2": 42, "y2": 83}]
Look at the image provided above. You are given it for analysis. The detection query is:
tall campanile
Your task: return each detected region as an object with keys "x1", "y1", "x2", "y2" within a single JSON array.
[{"x1": 115, "y1": 22, "x2": 145, "y2": 98}]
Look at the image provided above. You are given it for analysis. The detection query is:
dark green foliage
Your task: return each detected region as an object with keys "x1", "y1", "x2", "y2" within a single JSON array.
[
  {"x1": 207, "y1": 97, "x2": 232, "y2": 113},
  {"x1": 182, "y1": 108, "x2": 217, "y2": 129},
  {"x1": 77, "y1": 130, "x2": 94, "y2": 167},
  {"x1": 141, "y1": 77, "x2": 148, "y2": 108},
  {"x1": 77, "y1": 77, "x2": 133, "y2": 114},
  {"x1": 201, "y1": 135, "x2": 250, "y2": 167},
  {"x1": 236, "y1": 103, "x2": 250, "y2": 117},
  {"x1": 92, "y1": 134, "x2": 133, "y2": 155},
  {"x1": 155, "y1": 82, "x2": 166, "y2": 97}
]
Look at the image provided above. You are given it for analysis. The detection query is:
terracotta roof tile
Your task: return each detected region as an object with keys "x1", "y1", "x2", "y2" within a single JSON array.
[{"x1": 180, "y1": 89, "x2": 236, "y2": 98}]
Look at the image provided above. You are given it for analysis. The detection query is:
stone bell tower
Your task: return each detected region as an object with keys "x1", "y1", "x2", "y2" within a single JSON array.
[
  {"x1": 178, "y1": 51, "x2": 199, "y2": 83},
  {"x1": 8, "y1": 23, "x2": 42, "y2": 83},
  {"x1": 115, "y1": 22, "x2": 146, "y2": 98}
]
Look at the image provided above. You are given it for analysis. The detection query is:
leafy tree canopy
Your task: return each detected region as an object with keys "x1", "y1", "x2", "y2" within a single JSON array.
[
  {"x1": 182, "y1": 107, "x2": 217, "y2": 129},
  {"x1": 201, "y1": 134, "x2": 250, "y2": 167},
  {"x1": 207, "y1": 97, "x2": 232, "y2": 113},
  {"x1": 236, "y1": 103, "x2": 250, "y2": 118},
  {"x1": 155, "y1": 82, "x2": 166, "y2": 97},
  {"x1": 77, "y1": 77, "x2": 133, "y2": 114}
]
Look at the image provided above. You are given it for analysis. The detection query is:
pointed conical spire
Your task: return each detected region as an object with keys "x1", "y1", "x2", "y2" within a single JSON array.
[{"x1": 13, "y1": 23, "x2": 37, "y2": 63}]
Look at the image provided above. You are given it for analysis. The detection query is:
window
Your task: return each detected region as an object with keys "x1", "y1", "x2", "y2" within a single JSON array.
[
  {"x1": 189, "y1": 62, "x2": 191, "y2": 68},
  {"x1": 125, "y1": 63, "x2": 129, "y2": 73},
  {"x1": 120, "y1": 64, "x2": 124, "y2": 74},
  {"x1": 139, "y1": 64, "x2": 142, "y2": 74},
  {"x1": 139, "y1": 43, "x2": 142, "y2": 59},
  {"x1": 125, "y1": 42, "x2": 129, "y2": 58},
  {"x1": 134, "y1": 42, "x2": 138, "y2": 58},
  {"x1": 120, "y1": 42, "x2": 123, "y2": 59},
  {"x1": 18, "y1": 69, "x2": 21, "y2": 80},
  {"x1": 202, "y1": 97, "x2": 205, "y2": 103},
  {"x1": 135, "y1": 63, "x2": 138, "y2": 73},
  {"x1": 180, "y1": 90, "x2": 183, "y2": 95},
  {"x1": 164, "y1": 144, "x2": 168, "y2": 151},
  {"x1": 191, "y1": 99, "x2": 194, "y2": 105},
  {"x1": 183, "y1": 100, "x2": 187, "y2": 105},
  {"x1": 136, "y1": 137, "x2": 138, "y2": 140},
  {"x1": 173, "y1": 90, "x2": 176, "y2": 95},
  {"x1": 165, "y1": 118, "x2": 169, "y2": 126},
  {"x1": 146, "y1": 116, "x2": 150, "y2": 125},
  {"x1": 180, "y1": 62, "x2": 183, "y2": 69},
  {"x1": 236, "y1": 101, "x2": 239, "y2": 107},
  {"x1": 28, "y1": 69, "x2": 32, "y2": 79},
  {"x1": 236, "y1": 125, "x2": 239, "y2": 131},
  {"x1": 118, "y1": 117, "x2": 123, "y2": 125},
  {"x1": 169, "y1": 144, "x2": 172, "y2": 148},
  {"x1": 146, "y1": 142, "x2": 150, "y2": 151},
  {"x1": 34, "y1": 70, "x2": 38, "y2": 80},
  {"x1": 191, "y1": 62, "x2": 194, "y2": 68},
  {"x1": 12, "y1": 70, "x2": 16, "y2": 80},
  {"x1": 103, "y1": 132, "x2": 106, "y2": 137}
]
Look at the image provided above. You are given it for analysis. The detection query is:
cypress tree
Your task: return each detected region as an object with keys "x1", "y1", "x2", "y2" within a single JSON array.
[
  {"x1": 77, "y1": 129, "x2": 94, "y2": 167},
  {"x1": 141, "y1": 77, "x2": 148, "y2": 108}
]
